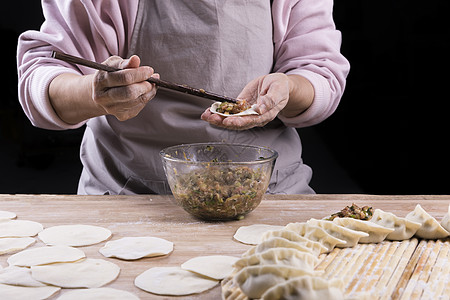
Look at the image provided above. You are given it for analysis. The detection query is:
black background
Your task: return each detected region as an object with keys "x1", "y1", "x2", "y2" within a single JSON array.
[{"x1": 1, "y1": 1, "x2": 449, "y2": 194}]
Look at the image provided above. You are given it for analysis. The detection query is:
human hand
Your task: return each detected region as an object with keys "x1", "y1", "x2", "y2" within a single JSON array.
[
  {"x1": 92, "y1": 55, "x2": 158, "y2": 121},
  {"x1": 201, "y1": 73, "x2": 290, "y2": 130}
]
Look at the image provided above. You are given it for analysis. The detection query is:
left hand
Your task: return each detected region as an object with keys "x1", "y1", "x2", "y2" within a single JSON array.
[{"x1": 201, "y1": 73, "x2": 291, "y2": 130}]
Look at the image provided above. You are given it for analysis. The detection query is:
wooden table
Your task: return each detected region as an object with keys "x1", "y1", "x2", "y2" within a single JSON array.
[{"x1": 0, "y1": 194, "x2": 449, "y2": 299}]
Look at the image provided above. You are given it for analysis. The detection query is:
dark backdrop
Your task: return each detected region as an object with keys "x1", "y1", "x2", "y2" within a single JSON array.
[{"x1": 1, "y1": 1, "x2": 448, "y2": 194}]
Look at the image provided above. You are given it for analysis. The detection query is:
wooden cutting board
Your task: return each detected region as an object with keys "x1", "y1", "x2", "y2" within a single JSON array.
[
  {"x1": 222, "y1": 238, "x2": 450, "y2": 300},
  {"x1": 318, "y1": 238, "x2": 450, "y2": 299},
  {"x1": 0, "y1": 194, "x2": 449, "y2": 299}
]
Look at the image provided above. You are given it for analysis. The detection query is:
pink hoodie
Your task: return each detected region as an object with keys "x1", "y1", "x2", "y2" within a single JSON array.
[{"x1": 17, "y1": 0, "x2": 349, "y2": 130}]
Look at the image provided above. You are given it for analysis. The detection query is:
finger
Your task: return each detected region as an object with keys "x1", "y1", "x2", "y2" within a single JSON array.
[
  {"x1": 120, "y1": 55, "x2": 141, "y2": 69},
  {"x1": 105, "y1": 90, "x2": 154, "y2": 121},
  {"x1": 99, "y1": 67, "x2": 154, "y2": 89},
  {"x1": 104, "y1": 81, "x2": 154, "y2": 102},
  {"x1": 102, "y1": 55, "x2": 124, "y2": 68}
]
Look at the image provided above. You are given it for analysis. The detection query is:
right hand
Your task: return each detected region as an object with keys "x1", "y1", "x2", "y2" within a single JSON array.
[{"x1": 92, "y1": 55, "x2": 158, "y2": 121}]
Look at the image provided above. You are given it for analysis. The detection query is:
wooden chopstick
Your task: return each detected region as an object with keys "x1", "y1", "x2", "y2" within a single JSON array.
[{"x1": 51, "y1": 51, "x2": 238, "y2": 103}]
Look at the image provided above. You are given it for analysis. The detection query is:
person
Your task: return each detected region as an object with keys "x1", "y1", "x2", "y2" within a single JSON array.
[{"x1": 17, "y1": 0, "x2": 350, "y2": 195}]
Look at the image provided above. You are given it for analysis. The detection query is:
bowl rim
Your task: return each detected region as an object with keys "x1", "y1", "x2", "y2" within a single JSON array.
[{"x1": 159, "y1": 142, "x2": 278, "y2": 165}]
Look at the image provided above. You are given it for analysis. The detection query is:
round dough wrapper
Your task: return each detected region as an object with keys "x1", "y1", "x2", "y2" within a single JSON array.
[
  {"x1": 0, "y1": 283, "x2": 60, "y2": 300},
  {"x1": 0, "y1": 237, "x2": 35, "y2": 255},
  {"x1": 31, "y1": 258, "x2": 120, "y2": 288},
  {"x1": 0, "y1": 266, "x2": 47, "y2": 287},
  {"x1": 99, "y1": 236, "x2": 173, "y2": 260},
  {"x1": 135, "y1": 266, "x2": 218, "y2": 296},
  {"x1": 38, "y1": 224, "x2": 112, "y2": 246},
  {"x1": 57, "y1": 287, "x2": 139, "y2": 300},
  {"x1": 181, "y1": 255, "x2": 239, "y2": 280},
  {"x1": 0, "y1": 211, "x2": 16, "y2": 220},
  {"x1": 233, "y1": 224, "x2": 284, "y2": 245},
  {"x1": 0, "y1": 220, "x2": 43, "y2": 238},
  {"x1": 210, "y1": 102, "x2": 259, "y2": 117},
  {"x1": 7, "y1": 245, "x2": 85, "y2": 267}
]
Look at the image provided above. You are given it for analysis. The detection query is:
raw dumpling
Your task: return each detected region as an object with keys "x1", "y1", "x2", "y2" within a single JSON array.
[
  {"x1": 441, "y1": 204, "x2": 450, "y2": 232},
  {"x1": 234, "y1": 265, "x2": 313, "y2": 299},
  {"x1": 405, "y1": 204, "x2": 450, "y2": 239},
  {"x1": 234, "y1": 248, "x2": 318, "y2": 272},
  {"x1": 243, "y1": 237, "x2": 324, "y2": 257},
  {"x1": 333, "y1": 218, "x2": 394, "y2": 243},
  {"x1": 284, "y1": 222, "x2": 346, "y2": 252},
  {"x1": 261, "y1": 276, "x2": 344, "y2": 300},
  {"x1": 210, "y1": 101, "x2": 258, "y2": 117},
  {"x1": 261, "y1": 230, "x2": 327, "y2": 255},
  {"x1": 369, "y1": 209, "x2": 421, "y2": 240},
  {"x1": 306, "y1": 219, "x2": 368, "y2": 248}
]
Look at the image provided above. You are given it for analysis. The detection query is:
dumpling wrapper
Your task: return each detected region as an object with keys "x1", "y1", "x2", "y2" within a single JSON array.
[
  {"x1": 135, "y1": 266, "x2": 218, "y2": 296},
  {"x1": 0, "y1": 211, "x2": 16, "y2": 220},
  {"x1": 0, "y1": 237, "x2": 35, "y2": 255},
  {"x1": 0, "y1": 266, "x2": 47, "y2": 287},
  {"x1": 210, "y1": 102, "x2": 259, "y2": 117},
  {"x1": 57, "y1": 288, "x2": 139, "y2": 300},
  {"x1": 7, "y1": 245, "x2": 85, "y2": 267},
  {"x1": 234, "y1": 224, "x2": 284, "y2": 245},
  {"x1": 0, "y1": 283, "x2": 60, "y2": 300},
  {"x1": 0, "y1": 220, "x2": 43, "y2": 238},
  {"x1": 38, "y1": 224, "x2": 111, "y2": 246},
  {"x1": 99, "y1": 236, "x2": 173, "y2": 260},
  {"x1": 181, "y1": 255, "x2": 239, "y2": 280},
  {"x1": 31, "y1": 258, "x2": 120, "y2": 288}
]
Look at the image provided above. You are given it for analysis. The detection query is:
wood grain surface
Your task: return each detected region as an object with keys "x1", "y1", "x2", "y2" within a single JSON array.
[{"x1": 0, "y1": 194, "x2": 449, "y2": 299}]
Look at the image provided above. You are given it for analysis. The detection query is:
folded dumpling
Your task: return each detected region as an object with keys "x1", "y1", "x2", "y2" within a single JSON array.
[
  {"x1": 234, "y1": 265, "x2": 313, "y2": 299},
  {"x1": 369, "y1": 209, "x2": 421, "y2": 240},
  {"x1": 261, "y1": 276, "x2": 344, "y2": 300},
  {"x1": 284, "y1": 223, "x2": 346, "y2": 252},
  {"x1": 306, "y1": 219, "x2": 369, "y2": 248},
  {"x1": 234, "y1": 247, "x2": 318, "y2": 272},
  {"x1": 441, "y1": 204, "x2": 450, "y2": 233},
  {"x1": 243, "y1": 237, "x2": 323, "y2": 258},
  {"x1": 261, "y1": 230, "x2": 327, "y2": 255},
  {"x1": 333, "y1": 217, "x2": 394, "y2": 243},
  {"x1": 405, "y1": 204, "x2": 450, "y2": 239}
]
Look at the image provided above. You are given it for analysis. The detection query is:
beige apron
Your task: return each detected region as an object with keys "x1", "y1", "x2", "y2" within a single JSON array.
[{"x1": 77, "y1": 0, "x2": 314, "y2": 195}]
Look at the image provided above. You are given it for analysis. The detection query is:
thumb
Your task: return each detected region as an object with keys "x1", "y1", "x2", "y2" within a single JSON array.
[{"x1": 120, "y1": 55, "x2": 141, "y2": 69}]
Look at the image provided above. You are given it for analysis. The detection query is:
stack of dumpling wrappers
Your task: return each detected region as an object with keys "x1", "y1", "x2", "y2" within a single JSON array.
[{"x1": 222, "y1": 204, "x2": 450, "y2": 300}]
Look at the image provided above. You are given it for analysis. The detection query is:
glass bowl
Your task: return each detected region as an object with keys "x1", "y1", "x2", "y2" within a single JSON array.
[{"x1": 160, "y1": 143, "x2": 278, "y2": 221}]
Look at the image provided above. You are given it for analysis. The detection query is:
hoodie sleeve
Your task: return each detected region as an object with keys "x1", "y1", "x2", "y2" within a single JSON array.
[
  {"x1": 272, "y1": 0, "x2": 350, "y2": 128},
  {"x1": 17, "y1": 0, "x2": 138, "y2": 130}
]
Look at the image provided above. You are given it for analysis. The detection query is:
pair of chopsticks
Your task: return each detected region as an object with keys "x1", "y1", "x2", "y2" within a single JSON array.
[{"x1": 51, "y1": 51, "x2": 238, "y2": 103}]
